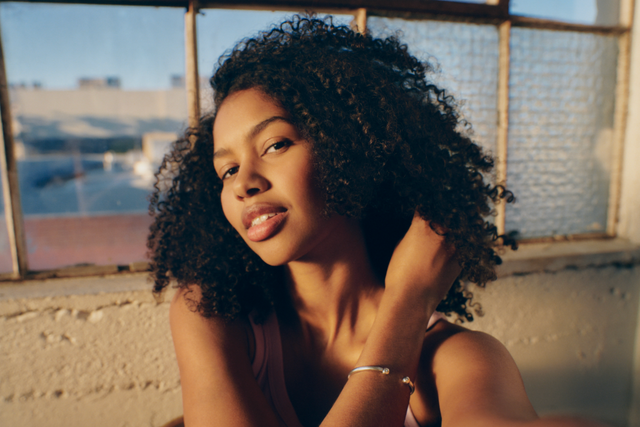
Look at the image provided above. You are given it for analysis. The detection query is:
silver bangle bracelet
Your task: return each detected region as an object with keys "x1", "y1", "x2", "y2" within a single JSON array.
[
  {"x1": 347, "y1": 365, "x2": 415, "y2": 395},
  {"x1": 348, "y1": 365, "x2": 390, "y2": 378},
  {"x1": 401, "y1": 376, "x2": 416, "y2": 395}
]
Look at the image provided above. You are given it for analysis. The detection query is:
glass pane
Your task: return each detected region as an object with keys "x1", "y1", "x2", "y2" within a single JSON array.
[
  {"x1": 505, "y1": 28, "x2": 618, "y2": 238},
  {"x1": 1, "y1": 2, "x2": 186, "y2": 270},
  {"x1": 0, "y1": 120, "x2": 16, "y2": 274},
  {"x1": 0, "y1": 209, "x2": 12, "y2": 274},
  {"x1": 197, "y1": 9, "x2": 354, "y2": 112},
  {"x1": 510, "y1": 0, "x2": 621, "y2": 26},
  {"x1": 368, "y1": 17, "x2": 499, "y2": 155}
]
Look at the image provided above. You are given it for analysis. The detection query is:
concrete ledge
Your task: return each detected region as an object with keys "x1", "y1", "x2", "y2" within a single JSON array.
[
  {"x1": 0, "y1": 273, "x2": 151, "y2": 302},
  {"x1": 0, "y1": 239, "x2": 638, "y2": 304},
  {"x1": 497, "y1": 238, "x2": 640, "y2": 277}
]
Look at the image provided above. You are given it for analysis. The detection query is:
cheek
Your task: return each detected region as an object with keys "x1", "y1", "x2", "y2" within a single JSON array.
[
  {"x1": 298, "y1": 166, "x2": 324, "y2": 210},
  {"x1": 220, "y1": 188, "x2": 241, "y2": 232}
]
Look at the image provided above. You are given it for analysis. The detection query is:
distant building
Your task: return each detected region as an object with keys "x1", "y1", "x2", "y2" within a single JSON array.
[
  {"x1": 171, "y1": 75, "x2": 210, "y2": 90},
  {"x1": 78, "y1": 76, "x2": 121, "y2": 89},
  {"x1": 10, "y1": 86, "x2": 189, "y2": 146},
  {"x1": 171, "y1": 75, "x2": 185, "y2": 88},
  {"x1": 142, "y1": 132, "x2": 178, "y2": 164},
  {"x1": 9, "y1": 81, "x2": 41, "y2": 90},
  {"x1": 105, "y1": 77, "x2": 120, "y2": 88}
]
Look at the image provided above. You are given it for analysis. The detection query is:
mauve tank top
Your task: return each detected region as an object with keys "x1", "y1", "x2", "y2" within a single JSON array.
[{"x1": 248, "y1": 311, "x2": 444, "y2": 427}]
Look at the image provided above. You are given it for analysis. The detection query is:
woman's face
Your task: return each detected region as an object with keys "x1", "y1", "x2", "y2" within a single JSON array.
[{"x1": 213, "y1": 88, "x2": 346, "y2": 266}]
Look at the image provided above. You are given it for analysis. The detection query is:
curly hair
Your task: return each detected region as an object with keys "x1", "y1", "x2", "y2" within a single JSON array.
[{"x1": 148, "y1": 14, "x2": 515, "y2": 322}]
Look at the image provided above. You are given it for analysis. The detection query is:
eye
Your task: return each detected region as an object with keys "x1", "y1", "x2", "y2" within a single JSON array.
[
  {"x1": 221, "y1": 166, "x2": 238, "y2": 180},
  {"x1": 264, "y1": 139, "x2": 291, "y2": 154}
]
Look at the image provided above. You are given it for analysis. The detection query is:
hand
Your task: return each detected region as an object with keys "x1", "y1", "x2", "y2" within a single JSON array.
[{"x1": 384, "y1": 211, "x2": 461, "y2": 306}]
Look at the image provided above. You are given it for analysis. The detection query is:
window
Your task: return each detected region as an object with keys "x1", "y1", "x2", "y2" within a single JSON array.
[
  {"x1": 0, "y1": 119, "x2": 13, "y2": 274},
  {"x1": 0, "y1": 0, "x2": 633, "y2": 279},
  {"x1": 368, "y1": 17, "x2": 500, "y2": 155},
  {"x1": 505, "y1": 28, "x2": 618, "y2": 238},
  {"x1": 195, "y1": 9, "x2": 353, "y2": 112},
  {"x1": 511, "y1": 0, "x2": 622, "y2": 26},
  {"x1": 1, "y1": 2, "x2": 186, "y2": 273}
]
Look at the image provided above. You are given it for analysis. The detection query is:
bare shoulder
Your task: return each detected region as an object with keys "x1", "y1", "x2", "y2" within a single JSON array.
[
  {"x1": 169, "y1": 286, "x2": 276, "y2": 426},
  {"x1": 425, "y1": 318, "x2": 529, "y2": 393},
  {"x1": 411, "y1": 319, "x2": 537, "y2": 427},
  {"x1": 169, "y1": 286, "x2": 253, "y2": 359},
  {"x1": 427, "y1": 319, "x2": 516, "y2": 371},
  {"x1": 170, "y1": 286, "x2": 229, "y2": 346}
]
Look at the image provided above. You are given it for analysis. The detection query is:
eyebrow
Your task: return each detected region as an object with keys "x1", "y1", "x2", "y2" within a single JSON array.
[{"x1": 213, "y1": 115, "x2": 292, "y2": 160}]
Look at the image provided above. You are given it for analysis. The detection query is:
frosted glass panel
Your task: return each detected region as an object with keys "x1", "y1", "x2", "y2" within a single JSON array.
[
  {"x1": 506, "y1": 28, "x2": 617, "y2": 238},
  {"x1": 369, "y1": 17, "x2": 499, "y2": 155},
  {"x1": 1, "y1": 2, "x2": 185, "y2": 270},
  {"x1": 511, "y1": 0, "x2": 620, "y2": 26}
]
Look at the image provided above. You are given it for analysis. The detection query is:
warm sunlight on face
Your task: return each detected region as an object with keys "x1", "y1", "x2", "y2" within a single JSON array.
[{"x1": 212, "y1": 88, "x2": 345, "y2": 266}]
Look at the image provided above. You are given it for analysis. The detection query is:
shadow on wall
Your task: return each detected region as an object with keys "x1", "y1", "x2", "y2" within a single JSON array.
[
  {"x1": 466, "y1": 266, "x2": 640, "y2": 427},
  {"x1": 521, "y1": 367, "x2": 630, "y2": 426}
]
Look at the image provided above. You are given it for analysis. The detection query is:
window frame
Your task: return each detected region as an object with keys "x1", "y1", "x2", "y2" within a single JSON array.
[{"x1": 0, "y1": 0, "x2": 635, "y2": 280}]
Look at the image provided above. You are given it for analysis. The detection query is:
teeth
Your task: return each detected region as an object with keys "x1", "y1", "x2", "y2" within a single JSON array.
[{"x1": 251, "y1": 213, "x2": 277, "y2": 228}]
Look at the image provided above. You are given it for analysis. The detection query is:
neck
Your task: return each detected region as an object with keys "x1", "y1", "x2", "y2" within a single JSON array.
[{"x1": 280, "y1": 218, "x2": 383, "y2": 348}]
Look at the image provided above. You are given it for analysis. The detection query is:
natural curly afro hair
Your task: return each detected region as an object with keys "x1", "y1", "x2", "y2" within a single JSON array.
[{"x1": 148, "y1": 14, "x2": 515, "y2": 322}]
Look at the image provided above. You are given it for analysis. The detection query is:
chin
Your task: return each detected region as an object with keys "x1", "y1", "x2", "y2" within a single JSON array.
[
  {"x1": 256, "y1": 252, "x2": 296, "y2": 268},
  {"x1": 258, "y1": 256, "x2": 288, "y2": 267},
  {"x1": 245, "y1": 240, "x2": 297, "y2": 267}
]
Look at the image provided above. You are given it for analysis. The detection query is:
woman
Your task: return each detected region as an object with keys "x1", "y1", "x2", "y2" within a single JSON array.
[{"x1": 149, "y1": 15, "x2": 605, "y2": 427}]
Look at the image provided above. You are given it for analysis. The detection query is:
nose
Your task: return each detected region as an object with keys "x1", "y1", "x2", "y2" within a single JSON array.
[{"x1": 233, "y1": 162, "x2": 270, "y2": 199}]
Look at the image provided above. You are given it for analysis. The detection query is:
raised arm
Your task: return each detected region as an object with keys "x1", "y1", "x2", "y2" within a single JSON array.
[
  {"x1": 322, "y1": 213, "x2": 461, "y2": 427},
  {"x1": 325, "y1": 213, "x2": 611, "y2": 427}
]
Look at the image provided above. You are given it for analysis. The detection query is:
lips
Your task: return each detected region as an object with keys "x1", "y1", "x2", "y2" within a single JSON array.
[{"x1": 242, "y1": 204, "x2": 288, "y2": 242}]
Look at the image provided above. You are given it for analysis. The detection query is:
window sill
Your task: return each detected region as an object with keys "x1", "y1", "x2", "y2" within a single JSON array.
[
  {"x1": 0, "y1": 272, "x2": 151, "y2": 303},
  {"x1": 496, "y1": 238, "x2": 640, "y2": 277},
  {"x1": 0, "y1": 238, "x2": 638, "y2": 305}
]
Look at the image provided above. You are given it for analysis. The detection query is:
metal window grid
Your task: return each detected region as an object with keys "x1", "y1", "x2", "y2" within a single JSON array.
[{"x1": 0, "y1": 0, "x2": 634, "y2": 280}]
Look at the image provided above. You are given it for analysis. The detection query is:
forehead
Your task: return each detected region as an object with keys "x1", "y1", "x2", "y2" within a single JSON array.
[{"x1": 212, "y1": 89, "x2": 287, "y2": 148}]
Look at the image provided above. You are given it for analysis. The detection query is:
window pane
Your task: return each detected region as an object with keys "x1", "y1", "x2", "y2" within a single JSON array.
[
  {"x1": 510, "y1": 0, "x2": 620, "y2": 26},
  {"x1": 1, "y1": 2, "x2": 186, "y2": 270},
  {"x1": 0, "y1": 121, "x2": 15, "y2": 274},
  {"x1": 196, "y1": 9, "x2": 353, "y2": 112},
  {"x1": 368, "y1": 17, "x2": 499, "y2": 155},
  {"x1": 506, "y1": 28, "x2": 618, "y2": 238},
  {"x1": 0, "y1": 212, "x2": 12, "y2": 274}
]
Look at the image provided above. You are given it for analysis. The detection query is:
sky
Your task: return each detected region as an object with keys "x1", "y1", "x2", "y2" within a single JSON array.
[
  {"x1": 0, "y1": 4, "x2": 351, "y2": 89},
  {"x1": 0, "y1": 0, "x2": 601, "y2": 90}
]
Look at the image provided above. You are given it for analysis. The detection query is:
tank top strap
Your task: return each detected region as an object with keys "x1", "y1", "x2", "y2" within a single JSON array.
[
  {"x1": 248, "y1": 311, "x2": 303, "y2": 427},
  {"x1": 427, "y1": 311, "x2": 445, "y2": 331}
]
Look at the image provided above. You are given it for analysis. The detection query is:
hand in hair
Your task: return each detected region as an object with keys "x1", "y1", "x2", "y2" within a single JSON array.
[{"x1": 385, "y1": 212, "x2": 460, "y2": 315}]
